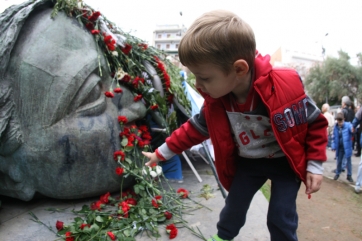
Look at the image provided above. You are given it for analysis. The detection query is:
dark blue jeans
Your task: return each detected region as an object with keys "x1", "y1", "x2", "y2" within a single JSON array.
[
  {"x1": 336, "y1": 147, "x2": 352, "y2": 176},
  {"x1": 217, "y1": 157, "x2": 301, "y2": 241}
]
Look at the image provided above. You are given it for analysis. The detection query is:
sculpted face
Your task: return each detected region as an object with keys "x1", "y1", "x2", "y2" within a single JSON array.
[{"x1": 1, "y1": 7, "x2": 146, "y2": 200}]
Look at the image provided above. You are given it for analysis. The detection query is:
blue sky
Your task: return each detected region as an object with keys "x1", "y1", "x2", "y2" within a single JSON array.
[{"x1": 2, "y1": 0, "x2": 362, "y2": 63}]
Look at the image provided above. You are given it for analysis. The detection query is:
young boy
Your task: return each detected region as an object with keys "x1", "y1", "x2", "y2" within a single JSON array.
[
  {"x1": 332, "y1": 112, "x2": 354, "y2": 183},
  {"x1": 143, "y1": 10, "x2": 328, "y2": 241}
]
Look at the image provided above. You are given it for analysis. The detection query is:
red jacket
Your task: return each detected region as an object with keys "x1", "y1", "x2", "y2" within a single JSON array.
[{"x1": 162, "y1": 54, "x2": 328, "y2": 191}]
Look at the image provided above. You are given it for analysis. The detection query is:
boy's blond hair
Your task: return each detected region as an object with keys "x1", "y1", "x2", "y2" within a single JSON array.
[{"x1": 179, "y1": 10, "x2": 256, "y2": 73}]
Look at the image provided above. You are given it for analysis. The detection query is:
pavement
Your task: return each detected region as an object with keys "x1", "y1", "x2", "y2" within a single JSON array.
[{"x1": 0, "y1": 148, "x2": 360, "y2": 241}]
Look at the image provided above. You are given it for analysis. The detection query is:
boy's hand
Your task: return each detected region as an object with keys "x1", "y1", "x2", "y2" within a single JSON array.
[
  {"x1": 142, "y1": 151, "x2": 161, "y2": 166},
  {"x1": 305, "y1": 172, "x2": 323, "y2": 195}
]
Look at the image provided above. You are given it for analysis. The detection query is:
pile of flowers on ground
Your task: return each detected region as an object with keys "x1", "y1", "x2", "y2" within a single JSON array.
[{"x1": 31, "y1": 121, "x2": 207, "y2": 240}]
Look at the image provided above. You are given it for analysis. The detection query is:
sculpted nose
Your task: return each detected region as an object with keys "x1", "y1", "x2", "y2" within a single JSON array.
[{"x1": 117, "y1": 86, "x2": 147, "y2": 122}]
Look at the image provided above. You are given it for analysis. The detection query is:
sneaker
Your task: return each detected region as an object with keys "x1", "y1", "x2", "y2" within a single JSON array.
[
  {"x1": 207, "y1": 234, "x2": 233, "y2": 241},
  {"x1": 347, "y1": 176, "x2": 354, "y2": 183},
  {"x1": 355, "y1": 186, "x2": 361, "y2": 194},
  {"x1": 334, "y1": 175, "x2": 339, "y2": 180}
]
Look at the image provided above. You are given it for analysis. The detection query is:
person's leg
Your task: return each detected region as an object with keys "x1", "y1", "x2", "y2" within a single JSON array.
[
  {"x1": 266, "y1": 158, "x2": 301, "y2": 241},
  {"x1": 335, "y1": 149, "x2": 344, "y2": 179},
  {"x1": 216, "y1": 161, "x2": 267, "y2": 240},
  {"x1": 346, "y1": 156, "x2": 354, "y2": 182},
  {"x1": 355, "y1": 156, "x2": 362, "y2": 193},
  {"x1": 342, "y1": 155, "x2": 347, "y2": 171},
  {"x1": 346, "y1": 156, "x2": 352, "y2": 177}
]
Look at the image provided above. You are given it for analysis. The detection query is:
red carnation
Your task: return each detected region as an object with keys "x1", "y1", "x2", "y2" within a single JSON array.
[
  {"x1": 88, "y1": 11, "x2": 101, "y2": 22},
  {"x1": 121, "y1": 43, "x2": 132, "y2": 55},
  {"x1": 132, "y1": 77, "x2": 144, "y2": 88},
  {"x1": 138, "y1": 43, "x2": 148, "y2": 50},
  {"x1": 169, "y1": 228, "x2": 178, "y2": 239},
  {"x1": 115, "y1": 167, "x2": 124, "y2": 176},
  {"x1": 177, "y1": 188, "x2": 189, "y2": 198},
  {"x1": 167, "y1": 94, "x2": 174, "y2": 104},
  {"x1": 114, "y1": 87, "x2": 123, "y2": 93},
  {"x1": 90, "y1": 200, "x2": 103, "y2": 210},
  {"x1": 151, "y1": 195, "x2": 162, "y2": 208},
  {"x1": 79, "y1": 223, "x2": 91, "y2": 230},
  {"x1": 100, "y1": 192, "x2": 111, "y2": 204},
  {"x1": 125, "y1": 198, "x2": 137, "y2": 206},
  {"x1": 65, "y1": 231, "x2": 75, "y2": 241},
  {"x1": 113, "y1": 150, "x2": 125, "y2": 161},
  {"x1": 138, "y1": 125, "x2": 148, "y2": 132},
  {"x1": 150, "y1": 104, "x2": 159, "y2": 110},
  {"x1": 142, "y1": 132, "x2": 152, "y2": 140},
  {"x1": 107, "y1": 231, "x2": 116, "y2": 241},
  {"x1": 137, "y1": 140, "x2": 145, "y2": 148},
  {"x1": 121, "y1": 74, "x2": 131, "y2": 82},
  {"x1": 104, "y1": 91, "x2": 114, "y2": 98},
  {"x1": 157, "y1": 62, "x2": 165, "y2": 72},
  {"x1": 55, "y1": 220, "x2": 64, "y2": 231},
  {"x1": 91, "y1": 29, "x2": 100, "y2": 35},
  {"x1": 103, "y1": 34, "x2": 116, "y2": 51},
  {"x1": 117, "y1": 116, "x2": 128, "y2": 124},
  {"x1": 85, "y1": 22, "x2": 94, "y2": 30},
  {"x1": 164, "y1": 211, "x2": 173, "y2": 220},
  {"x1": 133, "y1": 94, "x2": 143, "y2": 102},
  {"x1": 166, "y1": 223, "x2": 178, "y2": 239}
]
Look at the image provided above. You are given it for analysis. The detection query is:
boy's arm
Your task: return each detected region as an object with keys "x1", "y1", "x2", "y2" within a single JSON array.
[
  {"x1": 144, "y1": 105, "x2": 210, "y2": 164},
  {"x1": 304, "y1": 96, "x2": 328, "y2": 194}
]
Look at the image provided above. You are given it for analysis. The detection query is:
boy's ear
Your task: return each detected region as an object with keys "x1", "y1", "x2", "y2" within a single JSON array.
[{"x1": 233, "y1": 59, "x2": 249, "y2": 77}]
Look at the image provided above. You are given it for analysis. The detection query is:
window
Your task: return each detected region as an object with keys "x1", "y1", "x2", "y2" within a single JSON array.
[
  {"x1": 167, "y1": 34, "x2": 171, "y2": 38},
  {"x1": 175, "y1": 44, "x2": 179, "y2": 49},
  {"x1": 157, "y1": 44, "x2": 161, "y2": 49},
  {"x1": 166, "y1": 44, "x2": 170, "y2": 49},
  {"x1": 158, "y1": 34, "x2": 161, "y2": 38}
]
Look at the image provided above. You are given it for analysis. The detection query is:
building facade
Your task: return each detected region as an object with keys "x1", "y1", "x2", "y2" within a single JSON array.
[
  {"x1": 270, "y1": 46, "x2": 323, "y2": 81},
  {"x1": 152, "y1": 24, "x2": 187, "y2": 67}
]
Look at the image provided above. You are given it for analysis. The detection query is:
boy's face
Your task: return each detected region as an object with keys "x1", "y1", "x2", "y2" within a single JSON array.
[
  {"x1": 187, "y1": 63, "x2": 244, "y2": 99},
  {"x1": 337, "y1": 118, "x2": 344, "y2": 127}
]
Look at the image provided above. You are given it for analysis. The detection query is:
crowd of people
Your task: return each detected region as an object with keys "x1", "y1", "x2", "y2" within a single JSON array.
[{"x1": 322, "y1": 96, "x2": 362, "y2": 194}]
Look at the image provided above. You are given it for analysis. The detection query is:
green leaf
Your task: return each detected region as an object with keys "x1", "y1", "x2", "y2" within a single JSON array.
[
  {"x1": 123, "y1": 229, "x2": 131, "y2": 237},
  {"x1": 134, "y1": 185, "x2": 139, "y2": 194},
  {"x1": 121, "y1": 137, "x2": 128, "y2": 146},
  {"x1": 145, "y1": 222, "x2": 152, "y2": 231},
  {"x1": 91, "y1": 223, "x2": 99, "y2": 231},
  {"x1": 125, "y1": 157, "x2": 132, "y2": 164},
  {"x1": 157, "y1": 216, "x2": 166, "y2": 222},
  {"x1": 95, "y1": 216, "x2": 104, "y2": 222}
]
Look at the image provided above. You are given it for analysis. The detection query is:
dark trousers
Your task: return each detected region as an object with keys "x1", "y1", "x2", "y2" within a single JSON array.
[{"x1": 217, "y1": 157, "x2": 301, "y2": 241}]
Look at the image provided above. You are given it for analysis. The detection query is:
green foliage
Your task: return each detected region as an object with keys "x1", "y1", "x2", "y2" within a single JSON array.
[{"x1": 305, "y1": 50, "x2": 362, "y2": 106}]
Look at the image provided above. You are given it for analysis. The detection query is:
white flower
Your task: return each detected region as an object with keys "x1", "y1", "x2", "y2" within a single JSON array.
[
  {"x1": 155, "y1": 166, "x2": 162, "y2": 176},
  {"x1": 116, "y1": 67, "x2": 127, "y2": 80},
  {"x1": 112, "y1": 51, "x2": 118, "y2": 57},
  {"x1": 142, "y1": 166, "x2": 151, "y2": 175},
  {"x1": 150, "y1": 171, "x2": 157, "y2": 178}
]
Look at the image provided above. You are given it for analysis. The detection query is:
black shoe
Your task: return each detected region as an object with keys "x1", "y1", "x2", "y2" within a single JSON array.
[
  {"x1": 347, "y1": 176, "x2": 354, "y2": 183},
  {"x1": 334, "y1": 175, "x2": 339, "y2": 180},
  {"x1": 355, "y1": 153, "x2": 361, "y2": 157},
  {"x1": 342, "y1": 169, "x2": 345, "y2": 172}
]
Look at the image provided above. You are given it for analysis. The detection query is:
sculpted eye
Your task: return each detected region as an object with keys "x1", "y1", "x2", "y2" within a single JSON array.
[
  {"x1": 72, "y1": 73, "x2": 107, "y2": 117},
  {"x1": 79, "y1": 84, "x2": 101, "y2": 107}
]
